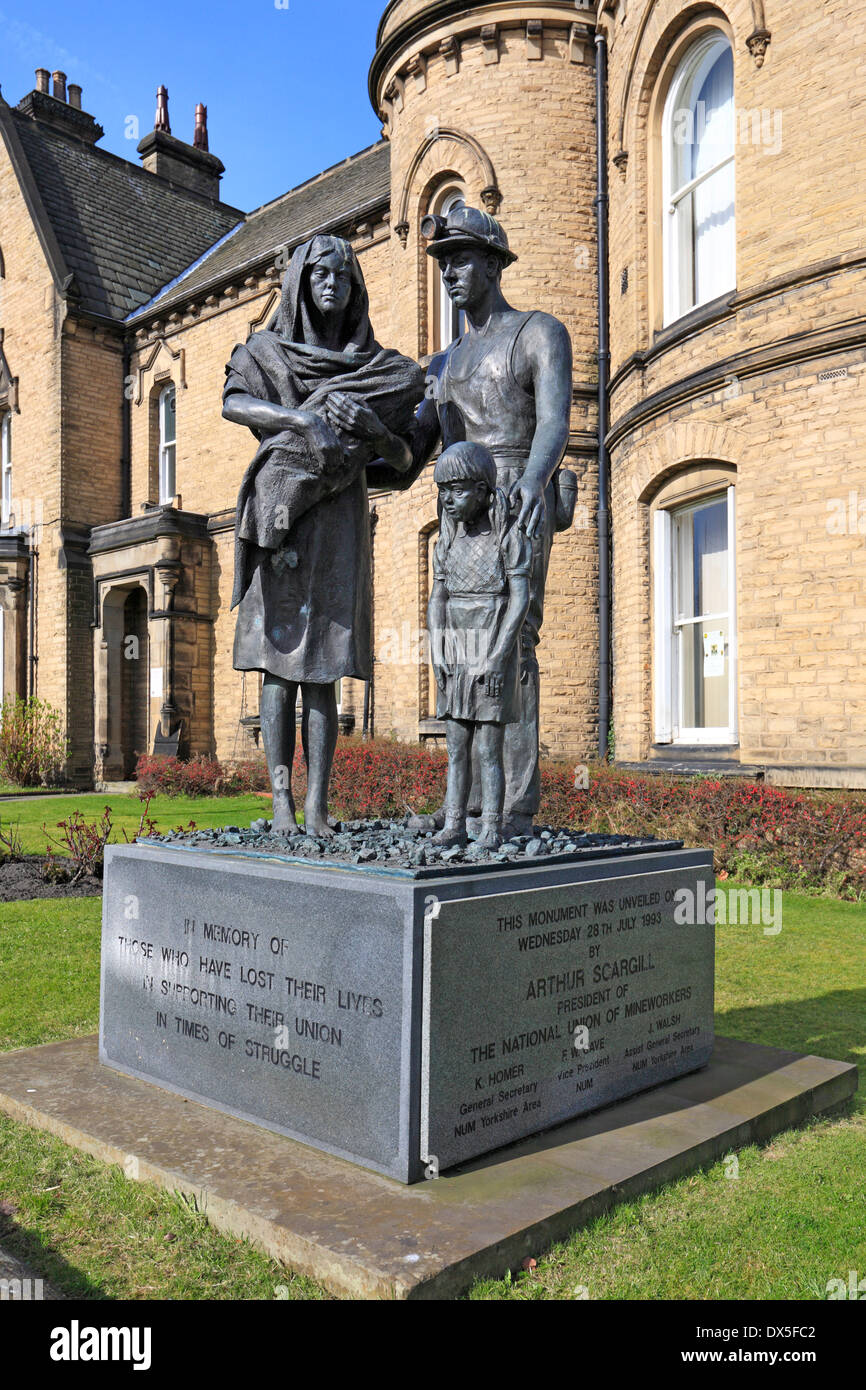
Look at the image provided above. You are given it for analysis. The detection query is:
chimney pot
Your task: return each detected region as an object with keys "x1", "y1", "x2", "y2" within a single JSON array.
[
  {"x1": 35, "y1": 69, "x2": 50, "y2": 94},
  {"x1": 68, "y1": 83, "x2": 82, "y2": 110},
  {"x1": 138, "y1": 92, "x2": 224, "y2": 200},
  {"x1": 155, "y1": 85, "x2": 170, "y2": 133},
  {"x1": 52, "y1": 70, "x2": 67, "y2": 102},
  {"x1": 193, "y1": 103, "x2": 209, "y2": 151}
]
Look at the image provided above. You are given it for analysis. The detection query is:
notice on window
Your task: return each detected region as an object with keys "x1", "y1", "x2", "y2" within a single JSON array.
[{"x1": 703, "y1": 631, "x2": 725, "y2": 679}]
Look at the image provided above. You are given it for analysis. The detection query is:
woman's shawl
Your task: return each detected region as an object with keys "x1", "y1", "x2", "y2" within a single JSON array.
[{"x1": 225, "y1": 236, "x2": 425, "y2": 609}]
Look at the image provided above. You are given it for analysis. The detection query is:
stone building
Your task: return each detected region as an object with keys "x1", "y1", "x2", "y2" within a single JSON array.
[{"x1": 0, "y1": 0, "x2": 863, "y2": 789}]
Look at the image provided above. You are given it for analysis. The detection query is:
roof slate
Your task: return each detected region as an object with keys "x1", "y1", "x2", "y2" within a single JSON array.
[
  {"x1": 9, "y1": 111, "x2": 243, "y2": 320},
  {"x1": 133, "y1": 141, "x2": 391, "y2": 319}
]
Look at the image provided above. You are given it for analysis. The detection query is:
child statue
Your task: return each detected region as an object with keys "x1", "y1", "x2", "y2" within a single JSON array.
[{"x1": 429, "y1": 442, "x2": 532, "y2": 851}]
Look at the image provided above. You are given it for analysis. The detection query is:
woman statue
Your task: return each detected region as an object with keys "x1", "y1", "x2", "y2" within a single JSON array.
[{"x1": 223, "y1": 236, "x2": 425, "y2": 836}]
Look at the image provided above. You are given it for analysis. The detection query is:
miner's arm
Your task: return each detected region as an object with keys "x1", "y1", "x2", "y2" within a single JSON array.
[{"x1": 509, "y1": 315, "x2": 573, "y2": 537}]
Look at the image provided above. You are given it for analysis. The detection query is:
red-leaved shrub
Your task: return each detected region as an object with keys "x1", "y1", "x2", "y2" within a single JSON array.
[{"x1": 135, "y1": 743, "x2": 866, "y2": 898}]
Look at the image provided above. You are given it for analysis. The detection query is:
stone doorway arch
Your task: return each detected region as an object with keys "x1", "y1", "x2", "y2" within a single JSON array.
[
  {"x1": 96, "y1": 580, "x2": 151, "y2": 783},
  {"x1": 120, "y1": 587, "x2": 149, "y2": 777}
]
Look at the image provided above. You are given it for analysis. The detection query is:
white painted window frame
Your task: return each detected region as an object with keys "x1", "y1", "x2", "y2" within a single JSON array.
[
  {"x1": 158, "y1": 384, "x2": 177, "y2": 505},
  {"x1": 653, "y1": 508, "x2": 674, "y2": 743},
  {"x1": 436, "y1": 188, "x2": 466, "y2": 350},
  {"x1": 662, "y1": 31, "x2": 736, "y2": 326},
  {"x1": 654, "y1": 486, "x2": 737, "y2": 746},
  {"x1": 1, "y1": 412, "x2": 11, "y2": 528}
]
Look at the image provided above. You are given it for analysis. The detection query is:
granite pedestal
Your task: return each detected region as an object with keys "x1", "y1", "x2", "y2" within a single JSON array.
[{"x1": 100, "y1": 840, "x2": 715, "y2": 1183}]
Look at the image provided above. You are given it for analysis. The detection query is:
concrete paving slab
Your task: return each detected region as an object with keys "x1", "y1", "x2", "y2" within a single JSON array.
[{"x1": 0, "y1": 1035, "x2": 855, "y2": 1300}]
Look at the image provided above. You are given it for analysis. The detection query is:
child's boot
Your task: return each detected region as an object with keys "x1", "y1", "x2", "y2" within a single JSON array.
[{"x1": 474, "y1": 813, "x2": 502, "y2": 850}]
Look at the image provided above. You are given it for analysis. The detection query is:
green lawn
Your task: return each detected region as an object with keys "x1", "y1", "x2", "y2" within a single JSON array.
[
  {"x1": 0, "y1": 881, "x2": 863, "y2": 1300},
  {"x1": 0, "y1": 792, "x2": 272, "y2": 858},
  {"x1": 0, "y1": 1120, "x2": 325, "y2": 1301},
  {"x1": 0, "y1": 898, "x2": 101, "y2": 1050},
  {"x1": 472, "y1": 889, "x2": 866, "y2": 1300}
]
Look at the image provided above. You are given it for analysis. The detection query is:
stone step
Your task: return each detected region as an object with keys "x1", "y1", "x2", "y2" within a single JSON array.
[{"x1": 617, "y1": 760, "x2": 763, "y2": 779}]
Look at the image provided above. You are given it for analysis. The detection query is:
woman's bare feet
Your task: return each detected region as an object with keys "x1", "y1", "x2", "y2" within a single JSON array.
[
  {"x1": 271, "y1": 791, "x2": 300, "y2": 835},
  {"x1": 304, "y1": 801, "x2": 335, "y2": 838}
]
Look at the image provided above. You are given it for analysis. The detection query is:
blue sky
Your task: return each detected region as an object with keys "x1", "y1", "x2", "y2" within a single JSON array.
[{"x1": 0, "y1": 0, "x2": 387, "y2": 211}]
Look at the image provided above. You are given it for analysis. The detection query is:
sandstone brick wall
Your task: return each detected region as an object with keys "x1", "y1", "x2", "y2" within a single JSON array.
[
  {"x1": 370, "y1": 0, "x2": 601, "y2": 760},
  {"x1": 9, "y1": 0, "x2": 865, "y2": 787},
  {"x1": 59, "y1": 325, "x2": 126, "y2": 779},
  {"x1": 61, "y1": 328, "x2": 124, "y2": 525},
  {"x1": 0, "y1": 129, "x2": 71, "y2": 766},
  {"x1": 210, "y1": 522, "x2": 244, "y2": 760},
  {"x1": 602, "y1": 0, "x2": 866, "y2": 778},
  {"x1": 0, "y1": 138, "x2": 63, "y2": 530}
]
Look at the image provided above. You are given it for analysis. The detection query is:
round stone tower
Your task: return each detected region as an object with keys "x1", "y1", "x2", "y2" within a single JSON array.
[{"x1": 368, "y1": 0, "x2": 602, "y2": 762}]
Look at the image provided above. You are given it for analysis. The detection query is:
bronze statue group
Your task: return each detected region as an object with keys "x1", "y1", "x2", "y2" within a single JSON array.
[{"x1": 223, "y1": 206, "x2": 576, "y2": 849}]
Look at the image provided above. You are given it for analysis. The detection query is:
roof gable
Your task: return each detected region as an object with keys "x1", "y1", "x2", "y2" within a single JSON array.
[{"x1": 132, "y1": 141, "x2": 391, "y2": 320}]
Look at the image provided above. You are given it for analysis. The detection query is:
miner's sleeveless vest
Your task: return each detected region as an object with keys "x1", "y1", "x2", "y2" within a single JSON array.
[{"x1": 434, "y1": 310, "x2": 537, "y2": 464}]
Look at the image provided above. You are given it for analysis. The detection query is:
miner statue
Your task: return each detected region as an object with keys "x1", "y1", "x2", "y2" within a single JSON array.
[{"x1": 380, "y1": 205, "x2": 577, "y2": 837}]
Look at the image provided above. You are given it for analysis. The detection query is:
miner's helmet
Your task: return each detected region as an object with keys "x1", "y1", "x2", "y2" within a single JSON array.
[{"x1": 421, "y1": 204, "x2": 518, "y2": 266}]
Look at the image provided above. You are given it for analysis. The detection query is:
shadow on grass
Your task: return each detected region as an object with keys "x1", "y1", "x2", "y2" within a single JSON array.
[
  {"x1": 0, "y1": 1206, "x2": 108, "y2": 1300},
  {"x1": 717, "y1": 987, "x2": 866, "y2": 1105}
]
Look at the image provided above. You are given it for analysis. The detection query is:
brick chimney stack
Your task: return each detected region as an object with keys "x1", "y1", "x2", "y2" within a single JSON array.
[
  {"x1": 17, "y1": 67, "x2": 103, "y2": 144},
  {"x1": 138, "y1": 86, "x2": 225, "y2": 201}
]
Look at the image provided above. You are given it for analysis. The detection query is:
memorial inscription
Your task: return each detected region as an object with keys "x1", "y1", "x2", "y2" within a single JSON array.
[
  {"x1": 101, "y1": 843, "x2": 714, "y2": 1182},
  {"x1": 421, "y1": 867, "x2": 715, "y2": 1170},
  {"x1": 100, "y1": 846, "x2": 415, "y2": 1178}
]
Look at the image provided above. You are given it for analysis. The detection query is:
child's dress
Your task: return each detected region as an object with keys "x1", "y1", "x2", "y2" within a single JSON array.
[{"x1": 433, "y1": 514, "x2": 532, "y2": 725}]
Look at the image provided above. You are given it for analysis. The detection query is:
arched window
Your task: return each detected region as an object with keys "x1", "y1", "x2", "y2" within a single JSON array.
[
  {"x1": 1, "y1": 412, "x2": 11, "y2": 528},
  {"x1": 158, "y1": 384, "x2": 176, "y2": 504},
  {"x1": 431, "y1": 186, "x2": 466, "y2": 351},
  {"x1": 662, "y1": 32, "x2": 735, "y2": 325}
]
